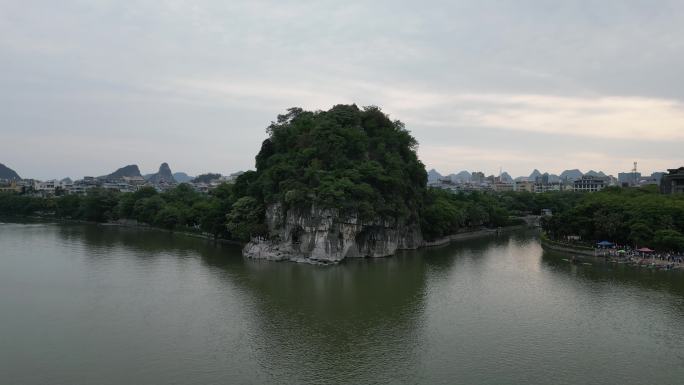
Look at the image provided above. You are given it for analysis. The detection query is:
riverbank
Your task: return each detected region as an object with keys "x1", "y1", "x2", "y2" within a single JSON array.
[
  {"x1": 102, "y1": 219, "x2": 244, "y2": 246},
  {"x1": 3, "y1": 214, "x2": 530, "y2": 261},
  {"x1": 539, "y1": 235, "x2": 596, "y2": 257},
  {"x1": 541, "y1": 234, "x2": 683, "y2": 271},
  {"x1": 422, "y1": 224, "x2": 528, "y2": 248},
  {"x1": 1, "y1": 215, "x2": 244, "y2": 246}
]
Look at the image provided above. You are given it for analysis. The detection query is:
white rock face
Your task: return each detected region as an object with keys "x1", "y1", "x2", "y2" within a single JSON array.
[{"x1": 242, "y1": 203, "x2": 423, "y2": 263}]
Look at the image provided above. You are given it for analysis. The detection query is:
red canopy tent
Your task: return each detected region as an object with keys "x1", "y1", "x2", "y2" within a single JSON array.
[{"x1": 636, "y1": 247, "x2": 654, "y2": 253}]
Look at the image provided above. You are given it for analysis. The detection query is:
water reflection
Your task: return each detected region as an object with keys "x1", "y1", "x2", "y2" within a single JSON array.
[
  {"x1": 541, "y1": 249, "x2": 684, "y2": 297},
  {"x1": 55, "y1": 224, "x2": 432, "y2": 384},
  {"x1": 233, "y1": 257, "x2": 429, "y2": 384},
  {"x1": 3, "y1": 223, "x2": 683, "y2": 384}
]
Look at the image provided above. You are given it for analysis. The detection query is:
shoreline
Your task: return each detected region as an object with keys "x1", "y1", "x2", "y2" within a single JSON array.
[
  {"x1": 420, "y1": 224, "x2": 529, "y2": 248},
  {"x1": 1, "y1": 215, "x2": 244, "y2": 247},
  {"x1": 3, "y1": 215, "x2": 532, "y2": 258},
  {"x1": 539, "y1": 236, "x2": 596, "y2": 257},
  {"x1": 101, "y1": 220, "x2": 244, "y2": 246},
  {"x1": 540, "y1": 235, "x2": 683, "y2": 271}
]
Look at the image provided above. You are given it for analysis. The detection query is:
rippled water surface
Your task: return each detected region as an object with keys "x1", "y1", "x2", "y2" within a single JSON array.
[{"x1": 1, "y1": 222, "x2": 683, "y2": 385}]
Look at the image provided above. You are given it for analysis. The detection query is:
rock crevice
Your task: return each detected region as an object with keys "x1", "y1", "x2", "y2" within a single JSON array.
[{"x1": 243, "y1": 203, "x2": 423, "y2": 263}]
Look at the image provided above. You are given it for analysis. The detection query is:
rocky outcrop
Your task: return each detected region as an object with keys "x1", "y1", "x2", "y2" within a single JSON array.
[
  {"x1": 243, "y1": 203, "x2": 423, "y2": 263},
  {"x1": 104, "y1": 164, "x2": 142, "y2": 179},
  {"x1": 147, "y1": 163, "x2": 176, "y2": 184},
  {"x1": 0, "y1": 163, "x2": 21, "y2": 180}
]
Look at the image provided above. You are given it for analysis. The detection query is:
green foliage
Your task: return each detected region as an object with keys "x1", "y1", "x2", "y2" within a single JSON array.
[
  {"x1": 154, "y1": 205, "x2": 184, "y2": 230},
  {"x1": 242, "y1": 105, "x2": 427, "y2": 222},
  {"x1": 420, "y1": 188, "x2": 515, "y2": 241},
  {"x1": 0, "y1": 183, "x2": 241, "y2": 240},
  {"x1": 192, "y1": 173, "x2": 222, "y2": 184},
  {"x1": 541, "y1": 187, "x2": 684, "y2": 251},
  {"x1": 0, "y1": 193, "x2": 53, "y2": 215},
  {"x1": 226, "y1": 196, "x2": 266, "y2": 241},
  {"x1": 652, "y1": 229, "x2": 684, "y2": 252},
  {"x1": 81, "y1": 188, "x2": 119, "y2": 222}
]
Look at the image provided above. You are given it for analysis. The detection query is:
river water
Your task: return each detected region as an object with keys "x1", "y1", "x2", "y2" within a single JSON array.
[{"x1": 1, "y1": 222, "x2": 683, "y2": 385}]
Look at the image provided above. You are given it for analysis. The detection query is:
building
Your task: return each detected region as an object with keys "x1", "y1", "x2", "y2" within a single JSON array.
[
  {"x1": 492, "y1": 182, "x2": 514, "y2": 192},
  {"x1": 0, "y1": 181, "x2": 23, "y2": 193},
  {"x1": 123, "y1": 176, "x2": 146, "y2": 186},
  {"x1": 33, "y1": 180, "x2": 57, "y2": 196},
  {"x1": 573, "y1": 175, "x2": 606, "y2": 192},
  {"x1": 660, "y1": 167, "x2": 684, "y2": 194},
  {"x1": 534, "y1": 182, "x2": 564, "y2": 193},
  {"x1": 514, "y1": 180, "x2": 534, "y2": 193},
  {"x1": 471, "y1": 171, "x2": 485, "y2": 184},
  {"x1": 618, "y1": 172, "x2": 641, "y2": 187}
]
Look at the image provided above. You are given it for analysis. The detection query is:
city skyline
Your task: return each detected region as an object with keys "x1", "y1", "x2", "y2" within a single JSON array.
[
  {"x1": 2, "y1": 1, "x2": 683, "y2": 179},
  {"x1": 0, "y1": 158, "x2": 666, "y2": 183}
]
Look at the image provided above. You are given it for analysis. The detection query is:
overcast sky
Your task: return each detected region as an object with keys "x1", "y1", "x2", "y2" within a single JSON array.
[{"x1": 2, "y1": 0, "x2": 683, "y2": 180}]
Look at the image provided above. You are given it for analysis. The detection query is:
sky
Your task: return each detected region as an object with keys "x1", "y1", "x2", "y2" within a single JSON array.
[{"x1": 2, "y1": 0, "x2": 683, "y2": 180}]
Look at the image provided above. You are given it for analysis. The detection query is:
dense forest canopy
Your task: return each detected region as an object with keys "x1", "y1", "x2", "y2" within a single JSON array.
[
  {"x1": 542, "y1": 186, "x2": 684, "y2": 252},
  {"x1": 241, "y1": 104, "x2": 428, "y2": 221}
]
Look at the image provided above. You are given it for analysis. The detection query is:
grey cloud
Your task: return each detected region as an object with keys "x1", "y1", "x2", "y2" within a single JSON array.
[{"x1": 1, "y1": 0, "x2": 683, "y2": 179}]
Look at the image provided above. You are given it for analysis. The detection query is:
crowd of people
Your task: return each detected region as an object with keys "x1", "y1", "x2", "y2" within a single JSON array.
[{"x1": 598, "y1": 245, "x2": 683, "y2": 270}]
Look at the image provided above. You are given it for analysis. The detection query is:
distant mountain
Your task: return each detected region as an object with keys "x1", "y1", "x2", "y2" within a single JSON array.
[
  {"x1": 104, "y1": 164, "x2": 142, "y2": 179},
  {"x1": 148, "y1": 163, "x2": 176, "y2": 184},
  {"x1": 585, "y1": 170, "x2": 606, "y2": 178},
  {"x1": 427, "y1": 169, "x2": 443, "y2": 182},
  {"x1": 449, "y1": 170, "x2": 471, "y2": 183},
  {"x1": 0, "y1": 163, "x2": 21, "y2": 180},
  {"x1": 500, "y1": 172, "x2": 513, "y2": 183},
  {"x1": 560, "y1": 169, "x2": 583, "y2": 181},
  {"x1": 528, "y1": 169, "x2": 542, "y2": 181},
  {"x1": 173, "y1": 172, "x2": 193, "y2": 183}
]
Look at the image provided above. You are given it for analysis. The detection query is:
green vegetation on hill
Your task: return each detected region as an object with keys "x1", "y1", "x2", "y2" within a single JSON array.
[{"x1": 244, "y1": 104, "x2": 427, "y2": 222}]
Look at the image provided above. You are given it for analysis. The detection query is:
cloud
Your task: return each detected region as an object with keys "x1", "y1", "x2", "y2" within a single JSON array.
[
  {"x1": 395, "y1": 93, "x2": 684, "y2": 141},
  {"x1": 170, "y1": 76, "x2": 684, "y2": 141},
  {"x1": 3, "y1": 0, "x2": 684, "y2": 177}
]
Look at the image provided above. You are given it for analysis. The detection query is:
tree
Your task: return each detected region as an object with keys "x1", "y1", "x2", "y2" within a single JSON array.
[
  {"x1": 652, "y1": 229, "x2": 684, "y2": 252},
  {"x1": 241, "y1": 105, "x2": 427, "y2": 224},
  {"x1": 81, "y1": 188, "x2": 118, "y2": 222},
  {"x1": 154, "y1": 206, "x2": 183, "y2": 230},
  {"x1": 226, "y1": 196, "x2": 266, "y2": 241}
]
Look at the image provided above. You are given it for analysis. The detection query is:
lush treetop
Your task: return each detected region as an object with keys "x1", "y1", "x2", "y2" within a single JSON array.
[{"x1": 240, "y1": 104, "x2": 428, "y2": 221}]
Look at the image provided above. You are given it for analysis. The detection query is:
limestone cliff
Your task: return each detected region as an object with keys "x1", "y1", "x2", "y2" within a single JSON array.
[
  {"x1": 243, "y1": 204, "x2": 423, "y2": 263},
  {"x1": 147, "y1": 163, "x2": 176, "y2": 184}
]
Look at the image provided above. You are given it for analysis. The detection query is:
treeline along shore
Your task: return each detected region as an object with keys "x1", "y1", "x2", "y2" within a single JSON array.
[
  {"x1": 0, "y1": 183, "x2": 536, "y2": 244},
  {"x1": 541, "y1": 185, "x2": 684, "y2": 253},
  {"x1": 4, "y1": 183, "x2": 683, "y2": 254},
  {"x1": 7, "y1": 181, "x2": 684, "y2": 255}
]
